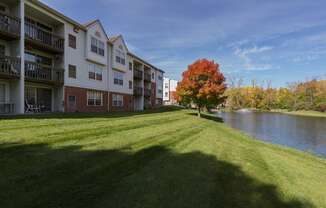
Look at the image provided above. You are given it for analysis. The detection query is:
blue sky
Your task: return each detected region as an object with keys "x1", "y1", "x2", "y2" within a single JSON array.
[{"x1": 43, "y1": 0, "x2": 326, "y2": 87}]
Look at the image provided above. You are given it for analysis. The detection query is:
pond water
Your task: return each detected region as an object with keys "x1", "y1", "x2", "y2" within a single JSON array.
[{"x1": 216, "y1": 112, "x2": 326, "y2": 158}]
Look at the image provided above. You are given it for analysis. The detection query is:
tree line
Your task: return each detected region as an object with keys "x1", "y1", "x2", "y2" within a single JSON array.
[{"x1": 224, "y1": 78, "x2": 326, "y2": 112}]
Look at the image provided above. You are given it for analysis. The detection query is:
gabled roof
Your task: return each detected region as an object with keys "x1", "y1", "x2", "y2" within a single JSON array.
[
  {"x1": 83, "y1": 19, "x2": 109, "y2": 40},
  {"x1": 108, "y1": 35, "x2": 121, "y2": 43},
  {"x1": 108, "y1": 35, "x2": 129, "y2": 52}
]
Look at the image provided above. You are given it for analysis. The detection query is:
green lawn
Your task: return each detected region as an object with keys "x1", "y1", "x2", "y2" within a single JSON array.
[{"x1": 1, "y1": 107, "x2": 326, "y2": 208}]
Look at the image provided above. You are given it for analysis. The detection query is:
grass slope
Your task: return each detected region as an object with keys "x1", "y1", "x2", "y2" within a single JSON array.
[
  {"x1": 0, "y1": 107, "x2": 325, "y2": 208},
  {"x1": 284, "y1": 110, "x2": 326, "y2": 118}
]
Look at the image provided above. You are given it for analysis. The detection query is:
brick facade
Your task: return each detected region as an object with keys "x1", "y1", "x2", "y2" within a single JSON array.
[
  {"x1": 64, "y1": 86, "x2": 108, "y2": 113},
  {"x1": 108, "y1": 92, "x2": 134, "y2": 112}
]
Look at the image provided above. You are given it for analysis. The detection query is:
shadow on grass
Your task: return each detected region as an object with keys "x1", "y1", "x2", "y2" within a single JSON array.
[
  {"x1": 0, "y1": 106, "x2": 182, "y2": 120},
  {"x1": 0, "y1": 143, "x2": 313, "y2": 208},
  {"x1": 187, "y1": 112, "x2": 224, "y2": 123}
]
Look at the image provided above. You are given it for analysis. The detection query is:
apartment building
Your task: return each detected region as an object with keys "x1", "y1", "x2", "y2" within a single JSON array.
[
  {"x1": 0, "y1": 0, "x2": 164, "y2": 114},
  {"x1": 128, "y1": 52, "x2": 164, "y2": 110},
  {"x1": 163, "y1": 77, "x2": 178, "y2": 105}
]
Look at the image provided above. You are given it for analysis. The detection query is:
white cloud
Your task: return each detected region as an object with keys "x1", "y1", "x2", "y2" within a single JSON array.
[{"x1": 233, "y1": 46, "x2": 275, "y2": 71}]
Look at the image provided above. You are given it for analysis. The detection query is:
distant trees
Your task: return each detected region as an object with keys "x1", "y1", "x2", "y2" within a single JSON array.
[
  {"x1": 176, "y1": 59, "x2": 227, "y2": 117},
  {"x1": 224, "y1": 79, "x2": 326, "y2": 112}
]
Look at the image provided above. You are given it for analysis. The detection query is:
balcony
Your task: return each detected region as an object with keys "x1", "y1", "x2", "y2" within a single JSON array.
[
  {"x1": 25, "y1": 61, "x2": 64, "y2": 85},
  {"x1": 0, "y1": 56, "x2": 21, "y2": 79},
  {"x1": 134, "y1": 69, "x2": 143, "y2": 80},
  {"x1": 144, "y1": 72, "x2": 151, "y2": 82},
  {"x1": 25, "y1": 22, "x2": 64, "y2": 54},
  {"x1": 144, "y1": 88, "x2": 151, "y2": 97},
  {"x1": 134, "y1": 87, "x2": 143, "y2": 96},
  {"x1": 0, "y1": 12, "x2": 20, "y2": 40}
]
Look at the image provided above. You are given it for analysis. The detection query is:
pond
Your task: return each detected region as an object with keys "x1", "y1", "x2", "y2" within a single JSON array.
[{"x1": 216, "y1": 112, "x2": 326, "y2": 158}]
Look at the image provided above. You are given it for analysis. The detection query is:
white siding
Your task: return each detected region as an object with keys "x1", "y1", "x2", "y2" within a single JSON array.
[
  {"x1": 64, "y1": 23, "x2": 108, "y2": 91},
  {"x1": 108, "y1": 37, "x2": 133, "y2": 95},
  {"x1": 155, "y1": 71, "x2": 164, "y2": 99},
  {"x1": 85, "y1": 23, "x2": 108, "y2": 66}
]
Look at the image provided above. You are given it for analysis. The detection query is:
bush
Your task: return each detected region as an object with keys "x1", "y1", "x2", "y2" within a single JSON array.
[{"x1": 317, "y1": 104, "x2": 326, "y2": 112}]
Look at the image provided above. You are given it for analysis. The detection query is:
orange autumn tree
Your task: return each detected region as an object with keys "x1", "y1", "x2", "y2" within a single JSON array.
[{"x1": 176, "y1": 59, "x2": 226, "y2": 117}]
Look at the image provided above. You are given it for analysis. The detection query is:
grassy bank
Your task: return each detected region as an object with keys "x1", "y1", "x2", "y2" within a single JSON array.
[
  {"x1": 1, "y1": 107, "x2": 325, "y2": 208},
  {"x1": 224, "y1": 108, "x2": 326, "y2": 118},
  {"x1": 280, "y1": 110, "x2": 326, "y2": 118}
]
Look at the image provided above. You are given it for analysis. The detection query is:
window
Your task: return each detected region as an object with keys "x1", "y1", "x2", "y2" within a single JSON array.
[
  {"x1": 68, "y1": 65, "x2": 76, "y2": 79},
  {"x1": 0, "y1": 84, "x2": 5, "y2": 103},
  {"x1": 158, "y1": 76, "x2": 163, "y2": 81},
  {"x1": 129, "y1": 62, "x2": 133, "y2": 71},
  {"x1": 121, "y1": 58, "x2": 125, "y2": 65},
  {"x1": 115, "y1": 56, "x2": 121, "y2": 63},
  {"x1": 129, "y1": 81, "x2": 133, "y2": 89},
  {"x1": 113, "y1": 71, "x2": 124, "y2": 86},
  {"x1": 0, "y1": 45, "x2": 5, "y2": 56},
  {"x1": 88, "y1": 64, "x2": 103, "y2": 81},
  {"x1": 165, "y1": 92, "x2": 168, "y2": 97},
  {"x1": 99, "y1": 41, "x2": 104, "y2": 56},
  {"x1": 115, "y1": 49, "x2": 126, "y2": 65},
  {"x1": 152, "y1": 73, "x2": 155, "y2": 79},
  {"x1": 158, "y1": 89, "x2": 163, "y2": 94},
  {"x1": 112, "y1": 94, "x2": 124, "y2": 107},
  {"x1": 68, "y1": 95, "x2": 76, "y2": 105},
  {"x1": 165, "y1": 83, "x2": 169, "y2": 88},
  {"x1": 69, "y1": 34, "x2": 76, "y2": 49},
  {"x1": 87, "y1": 90, "x2": 103, "y2": 106},
  {"x1": 91, "y1": 37, "x2": 97, "y2": 53},
  {"x1": 91, "y1": 37, "x2": 105, "y2": 56}
]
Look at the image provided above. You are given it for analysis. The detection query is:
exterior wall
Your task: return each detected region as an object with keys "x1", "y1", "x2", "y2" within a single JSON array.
[
  {"x1": 64, "y1": 23, "x2": 108, "y2": 92},
  {"x1": 150, "y1": 68, "x2": 156, "y2": 83},
  {"x1": 163, "y1": 78, "x2": 178, "y2": 104},
  {"x1": 108, "y1": 92, "x2": 133, "y2": 112},
  {"x1": 108, "y1": 38, "x2": 133, "y2": 95},
  {"x1": 111, "y1": 38, "x2": 128, "y2": 72},
  {"x1": 155, "y1": 70, "x2": 164, "y2": 103},
  {"x1": 64, "y1": 86, "x2": 108, "y2": 113},
  {"x1": 128, "y1": 55, "x2": 144, "y2": 111},
  {"x1": 85, "y1": 23, "x2": 108, "y2": 66},
  {"x1": 151, "y1": 82, "x2": 156, "y2": 107}
]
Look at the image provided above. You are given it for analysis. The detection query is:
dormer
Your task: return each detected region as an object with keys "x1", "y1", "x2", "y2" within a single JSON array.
[
  {"x1": 109, "y1": 35, "x2": 129, "y2": 72},
  {"x1": 84, "y1": 20, "x2": 108, "y2": 66}
]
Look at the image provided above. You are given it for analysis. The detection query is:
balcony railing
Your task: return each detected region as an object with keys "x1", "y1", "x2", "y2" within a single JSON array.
[
  {"x1": 25, "y1": 61, "x2": 64, "y2": 84},
  {"x1": 144, "y1": 88, "x2": 151, "y2": 97},
  {"x1": 25, "y1": 22, "x2": 64, "y2": 53},
  {"x1": 0, "y1": 12, "x2": 20, "y2": 38},
  {"x1": 134, "y1": 87, "x2": 143, "y2": 96},
  {"x1": 134, "y1": 69, "x2": 143, "y2": 80},
  {"x1": 144, "y1": 73, "x2": 151, "y2": 82},
  {"x1": 0, "y1": 56, "x2": 21, "y2": 78}
]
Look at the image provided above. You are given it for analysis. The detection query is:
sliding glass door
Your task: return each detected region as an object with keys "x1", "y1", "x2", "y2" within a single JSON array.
[{"x1": 25, "y1": 86, "x2": 52, "y2": 112}]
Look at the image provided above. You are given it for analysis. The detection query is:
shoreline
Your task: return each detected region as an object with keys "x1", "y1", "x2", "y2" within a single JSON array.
[{"x1": 219, "y1": 108, "x2": 326, "y2": 118}]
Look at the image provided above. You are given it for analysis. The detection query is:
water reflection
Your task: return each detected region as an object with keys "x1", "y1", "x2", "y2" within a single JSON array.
[{"x1": 217, "y1": 112, "x2": 326, "y2": 158}]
